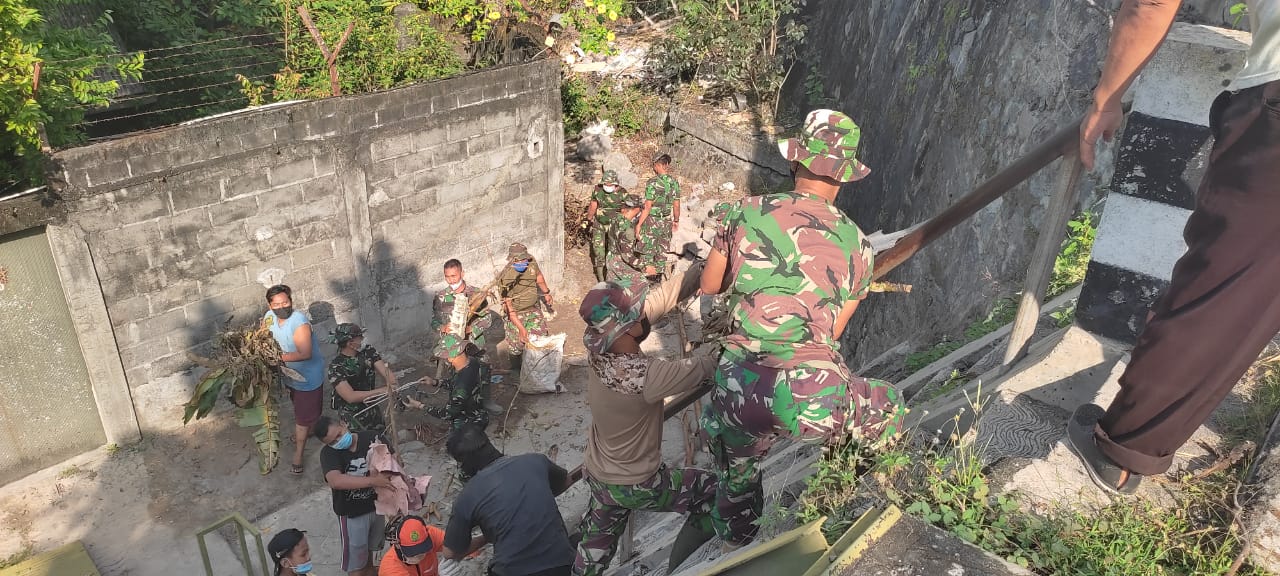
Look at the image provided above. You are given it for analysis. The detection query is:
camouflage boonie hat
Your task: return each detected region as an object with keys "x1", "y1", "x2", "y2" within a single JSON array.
[
  {"x1": 601, "y1": 170, "x2": 620, "y2": 185},
  {"x1": 778, "y1": 109, "x2": 871, "y2": 183},
  {"x1": 579, "y1": 278, "x2": 648, "y2": 355},
  {"x1": 508, "y1": 242, "x2": 532, "y2": 262},
  {"x1": 621, "y1": 194, "x2": 644, "y2": 209},
  {"x1": 332, "y1": 323, "x2": 364, "y2": 345}
]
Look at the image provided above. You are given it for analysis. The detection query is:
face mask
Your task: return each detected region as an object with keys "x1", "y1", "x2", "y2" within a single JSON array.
[
  {"x1": 275, "y1": 306, "x2": 294, "y2": 319},
  {"x1": 449, "y1": 281, "x2": 464, "y2": 291},
  {"x1": 603, "y1": 184, "x2": 617, "y2": 192},
  {"x1": 512, "y1": 262, "x2": 529, "y2": 273},
  {"x1": 290, "y1": 561, "x2": 313, "y2": 574},
  {"x1": 330, "y1": 431, "x2": 353, "y2": 450}
]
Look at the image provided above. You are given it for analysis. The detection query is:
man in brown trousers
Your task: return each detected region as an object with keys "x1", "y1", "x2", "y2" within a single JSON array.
[{"x1": 1069, "y1": 0, "x2": 1280, "y2": 494}]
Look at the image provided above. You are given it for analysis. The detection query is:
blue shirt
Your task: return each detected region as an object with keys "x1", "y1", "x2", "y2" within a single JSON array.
[{"x1": 265, "y1": 309, "x2": 325, "y2": 392}]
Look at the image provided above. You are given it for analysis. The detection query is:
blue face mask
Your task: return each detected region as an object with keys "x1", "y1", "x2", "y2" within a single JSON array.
[
  {"x1": 290, "y1": 561, "x2": 313, "y2": 574},
  {"x1": 512, "y1": 261, "x2": 529, "y2": 273},
  {"x1": 330, "y1": 431, "x2": 353, "y2": 450}
]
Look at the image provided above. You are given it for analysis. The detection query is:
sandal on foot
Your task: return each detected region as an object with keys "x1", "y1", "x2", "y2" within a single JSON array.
[
  {"x1": 290, "y1": 463, "x2": 304, "y2": 475},
  {"x1": 1065, "y1": 403, "x2": 1141, "y2": 496}
]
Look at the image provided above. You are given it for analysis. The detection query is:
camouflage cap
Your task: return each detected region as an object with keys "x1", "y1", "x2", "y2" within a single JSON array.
[
  {"x1": 332, "y1": 323, "x2": 364, "y2": 345},
  {"x1": 601, "y1": 170, "x2": 620, "y2": 185},
  {"x1": 508, "y1": 242, "x2": 532, "y2": 262},
  {"x1": 621, "y1": 193, "x2": 644, "y2": 209},
  {"x1": 778, "y1": 109, "x2": 871, "y2": 183},
  {"x1": 579, "y1": 278, "x2": 649, "y2": 355}
]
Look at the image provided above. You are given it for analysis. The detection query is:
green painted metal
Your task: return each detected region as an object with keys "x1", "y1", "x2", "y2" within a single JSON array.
[
  {"x1": 0, "y1": 541, "x2": 100, "y2": 576},
  {"x1": 801, "y1": 505, "x2": 902, "y2": 576},
  {"x1": 689, "y1": 517, "x2": 831, "y2": 576},
  {"x1": 196, "y1": 512, "x2": 270, "y2": 576}
]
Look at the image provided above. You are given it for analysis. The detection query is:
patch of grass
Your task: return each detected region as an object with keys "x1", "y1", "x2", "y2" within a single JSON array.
[
  {"x1": 105, "y1": 443, "x2": 120, "y2": 455},
  {"x1": 56, "y1": 464, "x2": 82, "y2": 479},
  {"x1": 925, "y1": 369, "x2": 972, "y2": 401}
]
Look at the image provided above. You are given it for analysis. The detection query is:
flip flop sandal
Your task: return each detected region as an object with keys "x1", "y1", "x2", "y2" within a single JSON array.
[{"x1": 290, "y1": 463, "x2": 304, "y2": 475}]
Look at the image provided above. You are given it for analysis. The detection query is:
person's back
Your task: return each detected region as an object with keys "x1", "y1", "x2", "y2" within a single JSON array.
[
  {"x1": 445, "y1": 453, "x2": 574, "y2": 576},
  {"x1": 716, "y1": 191, "x2": 873, "y2": 368}
]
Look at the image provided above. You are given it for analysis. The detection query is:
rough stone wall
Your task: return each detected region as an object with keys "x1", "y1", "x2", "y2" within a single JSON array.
[
  {"x1": 48, "y1": 59, "x2": 564, "y2": 431},
  {"x1": 793, "y1": 0, "x2": 1117, "y2": 368}
]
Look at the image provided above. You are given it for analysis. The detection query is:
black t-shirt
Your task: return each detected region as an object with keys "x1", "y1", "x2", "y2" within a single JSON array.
[
  {"x1": 443, "y1": 454, "x2": 573, "y2": 576},
  {"x1": 319, "y1": 430, "x2": 387, "y2": 517}
]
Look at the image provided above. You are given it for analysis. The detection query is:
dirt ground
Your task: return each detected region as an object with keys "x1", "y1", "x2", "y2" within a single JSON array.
[{"x1": 0, "y1": 135, "x2": 743, "y2": 573}]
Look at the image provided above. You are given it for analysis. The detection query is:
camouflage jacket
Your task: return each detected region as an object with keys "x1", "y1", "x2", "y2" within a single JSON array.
[
  {"x1": 713, "y1": 191, "x2": 874, "y2": 368},
  {"x1": 643, "y1": 174, "x2": 680, "y2": 218},
  {"x1": 606, "y1": 214, "x2": 647, "y2": 277},
  {"x1": 431, "y1": 283, "x2": 492, "y2": 338},
  {"x1": 329, "y1": 346, "x2": 385, "y2": 430},
  {"x1": 592, "y1": 184, "x2": 629, "y2": 222}
]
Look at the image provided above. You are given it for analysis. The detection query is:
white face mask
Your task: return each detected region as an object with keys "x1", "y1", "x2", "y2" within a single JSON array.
[
  {"x1": 448, "y1": 281, "x2": 463, "y2": 291},
  {"x1": 603, "y1": 184, "x2": 617, "y2": 192}
]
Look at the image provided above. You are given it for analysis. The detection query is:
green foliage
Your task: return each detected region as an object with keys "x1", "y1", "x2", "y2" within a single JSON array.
[
  {"x1": 415, "y1": 0, "x2": 625, "y2": 53},
  {"x1": 0, "y1": 0, "x2": 143, "y2": 186},
  {"x1": 1229, "y1": 2, "x2": 1248, "y2": 29},
  {"x1": 649, "y1": 0, "x2": 805, "y2": 106},
  {"x1": 561, "y1": 74, "x2": 652, "y2": 137},
  {"x1": 1048, "y1": 210, "x2": 1097, "y2": 299}
]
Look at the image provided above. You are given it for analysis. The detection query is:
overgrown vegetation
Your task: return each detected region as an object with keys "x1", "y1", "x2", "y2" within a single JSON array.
[
  {"x1": 561, "y1": 74, "x2": 653, "y2": 137},
  {"x1": 798, "y1": 409, "x2": 1266, "y2": 575},
  {"x1": 648, "y1": 0, "x2": 805, "y2": 110},
  {"x1": 902, "y1": 210, "x2": 1098, "y2": 374}
]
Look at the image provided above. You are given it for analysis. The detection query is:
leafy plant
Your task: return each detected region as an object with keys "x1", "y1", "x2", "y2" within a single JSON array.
[
  {"x1": 1048, "y1": 210, "x2": 1097, "y2": 299},
  {"x1": 185, "y1": 319, "x2": 297, "y2": 475},
  {"x1": 561, "y1": 74, "x2": 652, "y2": 136},
  {"x1": 649, "y1": 0, "x2": 806, "y2": 108},
  {"x1": 0, "y1": 0, "x2": 144, "y2": 187},
  {"x1": 415, "y1": 0, "x2": 626, "y2": 54}
]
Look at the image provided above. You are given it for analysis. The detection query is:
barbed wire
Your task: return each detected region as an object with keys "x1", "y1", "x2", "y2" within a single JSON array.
[
  {"x1": 108, "y1": 67, "x2": 323, "y2": 106},
  {"x1": 131, "y1": 60, "x2": 289, "y2": 86},
  {"x1": 75, "y1": 94, "x2": 253, "y2": 126},
  {"x1": 142, "y1": 51, "x2": 283, "y2": 76},
  {"x1": 40, "y1": 33, "x2": 282, "y2": 66}
]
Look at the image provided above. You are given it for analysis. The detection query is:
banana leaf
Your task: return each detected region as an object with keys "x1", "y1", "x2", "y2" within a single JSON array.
[
  {"x1": 183, "y1": 368, "x2": 229, "y2": 424},
  {"x1": 238, "y1": 399, "x2": 280, "y2": 475}
]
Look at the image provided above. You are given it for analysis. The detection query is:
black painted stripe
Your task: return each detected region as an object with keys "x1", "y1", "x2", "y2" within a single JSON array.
[
  {"x1": 1076, "y1": 260, "x2": 1169, "y2": 345},
  {"x1": 1110, "y1": 112, "x2": 1211, "y2": 211}
]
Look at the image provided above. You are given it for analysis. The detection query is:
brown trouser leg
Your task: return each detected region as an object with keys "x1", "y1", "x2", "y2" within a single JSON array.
[{"x1": 1095, "y1": 82, "x2": 1280, "y2": 476}]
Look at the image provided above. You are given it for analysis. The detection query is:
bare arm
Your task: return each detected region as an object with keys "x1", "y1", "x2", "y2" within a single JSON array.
[
  {"x1": 374, "y1": 359, "x2": 397, "y2": 386},
  {"x1": 506, "y1": 299, "x2": 528, "y2": 341},
  {"x1": 672, "y1": 199, "x2": 681, "y2": 229},
  {"x1": 637, "y1": 200, "x2": 654, "y2": 229},
  {"x1": 282, "y1": 324, "x2": 313, "y2": 362},
  {"x1": 536, "y1": 270, "x2": 553, "y2": 305},
  {"x1": 588, "y1": 199, "x2": 599, "y2": 221},
  {"x1": 324, "y1": 469, "x2": 391, "y2": 491},
  {"x1": 700, "y1": 249, "x2": 729, "y2": 295},
  {"x1": 1080, "y1": 0, "x2": 1182, "y2": 170},
  {"x1": 443, "y1": 534, "x2": 488, "y2": 560},
  {"x1": 335, "y1": 380, "x2": 382, "y2": 403},
  {"x1": 833, "y1": 299, "x2": 861, "y2": 340}
]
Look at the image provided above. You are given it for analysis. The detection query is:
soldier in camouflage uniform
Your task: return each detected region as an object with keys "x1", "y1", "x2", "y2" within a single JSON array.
[
  {"x1": 637, "y1": 155, "x2": 681, "y2": 280},
  {"x1": 698, "y1": 110, "x2": 906, "y2": 546},
  {"x1": 574, "y1": 266, "x2": 720, "y2": 576},
  {"x1": 497, "y1": 242, "x2": 553, "y2": 362},
  {"x1": 588, "y1": 170, "x2": 628, "y2": 282},
  {"x1": 432, "y1": 258, "x2": 502, "y2": 415},
  {"x1": 603, "y1": 194, "x2": 655, "y2": 286},
  {"x1": 328, "y1": 323, "x2": 398, "y2": 433}
]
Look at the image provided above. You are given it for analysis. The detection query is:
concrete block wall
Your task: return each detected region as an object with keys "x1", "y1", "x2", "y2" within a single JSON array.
[
  {"x1": 1076, "y1": 24, "x2": 1248, "y2": 343},
  {"x1": 48, "y1": 59, "x2": 564, "y2": 432}
]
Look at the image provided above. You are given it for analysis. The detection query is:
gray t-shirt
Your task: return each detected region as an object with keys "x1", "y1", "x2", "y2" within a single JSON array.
[{"x1": 444, "y1": 454, "x2": 573, "y2": 576}]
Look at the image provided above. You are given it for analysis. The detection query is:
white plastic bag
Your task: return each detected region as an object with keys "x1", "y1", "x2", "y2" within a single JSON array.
[{"x1": 519, "y1": 333, "x2": 566, "y2": 394}]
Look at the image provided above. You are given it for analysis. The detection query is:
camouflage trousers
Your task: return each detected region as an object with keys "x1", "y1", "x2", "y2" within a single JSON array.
[
  {"x1": 426, "y1": 362, "x2": 490, "y2": 432},
  {"x1": 573, "y1": 465, "x2": 718, "y2": 576},
  {"x1": 503, "y1": 307, "x2": 549, "y2": 355},
  {"x1": 590, "y1": 218, "x2": 612, "y2": 275},
  {"x1": 433, "y1": 318, "x2": 491, "y2": 361},
  {"x1": 605, "y1": 253, "x2": 646, "y2": 286},
  {"x1": 700, "y1": 354, "x2": 905, "y2": 544},
  {"x1": 638, "y1": 215, "x2": 673, "y2": 269}
]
